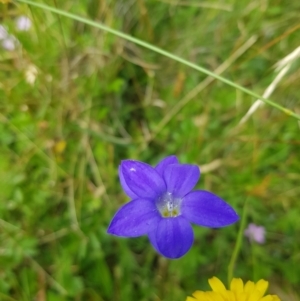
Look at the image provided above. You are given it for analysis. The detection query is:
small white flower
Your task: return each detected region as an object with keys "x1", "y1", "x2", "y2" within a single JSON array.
[
  {"x1": 2, "y1": 36, "x2": 17, "y2": 51},
  {"x1": 25, "y1": 64, "x2": 38, "y2": 85},
  {"x1": 16, "y1": 15, "x2": 32, "y2": 31}
]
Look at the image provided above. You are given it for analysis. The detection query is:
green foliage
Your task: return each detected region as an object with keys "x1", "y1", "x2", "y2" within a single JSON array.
[{"x1": 0, "y1": 0, "x2": 299, "y2": 300}]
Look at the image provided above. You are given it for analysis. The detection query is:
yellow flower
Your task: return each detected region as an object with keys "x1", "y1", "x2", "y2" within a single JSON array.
[{"x1": 186, "y1": 277, "x2": 281, "y2": 301}]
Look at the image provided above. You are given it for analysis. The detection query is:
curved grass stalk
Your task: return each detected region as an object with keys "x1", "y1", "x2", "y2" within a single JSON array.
[
  {"x1": 16, "y1": 0, "x2": 300, "y2": 120},
  {"x1": 227, "y1": 199, "x2": 248, "y2": 285}
]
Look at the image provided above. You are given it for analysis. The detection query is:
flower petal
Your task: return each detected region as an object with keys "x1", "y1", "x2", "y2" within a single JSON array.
[
  {"x1": 230, "y1": 278, "x2": 244, "y2": 293},
  {"x1": 119, "y1": 165, "x2": 138, "y2": 199},
  {"x1": 148, "y1": 216, "x2": 193, "y2": 259},
  {"x1": 208, "y1": 277, "x2": 226, "y2": 292},
  {"x1": 163, "y1": 164, "x2": 200, "y2": 197},
  {"x1": 181, "y1": 191, "x2": 239, "y2": 227},
  {"x1": 248, "y1": 290, "x2": 264, "y2": 301},
  {"x1": 186, "y1": 297, "x2": 197, "y2": 301},
  {"x1": 192, "y1": 291, "x2": 207, "y2": 301},
  {"x1": 155, "y1": 155, "x2": 179, "y2": 177},
  {"x1": 121, "y1": 160, "x2": 166, "y2": 199},
  {"x1": 107, "y1": 198, "x2": 160, "y2": 237},
  {"x1": 260, "y1": 297, "x2": 274, "y2": 301},
  {"x1": 244, "y1": 281, "x2": 255, "y2": 293},
  {"x1": 255, "y1": 279, "x2": 268, "y2": 295}
]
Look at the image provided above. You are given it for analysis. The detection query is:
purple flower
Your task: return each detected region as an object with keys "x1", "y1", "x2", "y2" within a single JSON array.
[
  {"x1": 107, "y1": 156, "x2": 239, "y2": 259},
  {"x1": 244, "y1": 223, "x2": 266, "y2": 244}
]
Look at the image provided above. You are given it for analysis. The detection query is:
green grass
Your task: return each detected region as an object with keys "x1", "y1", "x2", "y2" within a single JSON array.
[{"x1": 0, "y1": 0, "x2": 300, "y2": 300}]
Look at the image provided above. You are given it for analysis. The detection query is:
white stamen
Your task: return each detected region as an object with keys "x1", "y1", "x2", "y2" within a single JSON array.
[{"x1": 156, "y1": 192, "x2": 181, "y2": 218}]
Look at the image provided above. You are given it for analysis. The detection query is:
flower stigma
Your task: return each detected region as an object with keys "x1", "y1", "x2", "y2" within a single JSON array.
[{"x1": 156, "y1": 192, "x2": 182, "y2": 218}]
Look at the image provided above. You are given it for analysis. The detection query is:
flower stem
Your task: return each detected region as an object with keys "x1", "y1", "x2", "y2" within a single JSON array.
[
  {"x1": 227, "y1": 199, "x2": 248, "y2": 285},
  {"x1": 16, "y1": 0, "x2": 300, "y2": 121}
]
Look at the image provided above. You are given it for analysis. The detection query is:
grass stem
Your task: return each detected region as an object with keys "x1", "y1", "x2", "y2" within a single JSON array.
[
  {"x1": 16, "y1": 0, "x2": 300, "y2": 121},
  {"x1": 227, "y1": 199, "x2": 248, "y2": 285}
]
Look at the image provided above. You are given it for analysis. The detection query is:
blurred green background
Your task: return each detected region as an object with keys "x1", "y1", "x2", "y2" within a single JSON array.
[{"x1": 0, "y1": 0, "x2": 300, "y2": 300}]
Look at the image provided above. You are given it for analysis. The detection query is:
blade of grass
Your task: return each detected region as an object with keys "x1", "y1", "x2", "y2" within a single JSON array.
[
  {"x1": 15, "y1": 0, "x2": 300, "y2": 121},
  {"x1": 0, "y1": 293, "x2": 18, "y2": 301},
  {"x1": 227, "y1": 199, "x2": 248, "y2": 285},
  {"x1": 28, "y1": 257, "x2": 68, "y2": 296},
  {"x1": 0, "y1": 113, "x2": 84, "y2": 236},
  {"x1": 149, "y1": 35, "x2": 258, "y2": 144},
  {"x1": 156, "y1": 0, "x2": 233, "y2": 11},
  {"x1": 239, "y1": 46, "x2": 300, "y2": 124}
]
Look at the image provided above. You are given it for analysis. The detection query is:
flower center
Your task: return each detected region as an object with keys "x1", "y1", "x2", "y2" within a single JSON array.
[{"x1": 156, "y1": 192, "x2": 182, "y2": 218}]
